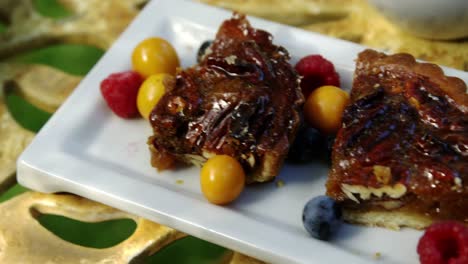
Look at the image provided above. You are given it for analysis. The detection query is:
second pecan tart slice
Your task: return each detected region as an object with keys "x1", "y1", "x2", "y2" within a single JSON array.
[{"x1": 326, "y1": 49, "x2": 467, "y2": 229}]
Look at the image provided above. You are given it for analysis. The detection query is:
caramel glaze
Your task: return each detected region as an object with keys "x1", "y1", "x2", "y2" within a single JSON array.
[
  {"x1": 148, "y1": 13, "x2": 303, "y2": 182},
  {"x1": 327, "y1": 49, "x2": 468, "y2": 222}
]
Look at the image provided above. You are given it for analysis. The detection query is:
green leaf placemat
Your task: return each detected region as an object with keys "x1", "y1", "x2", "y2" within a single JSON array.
[
  {"x1": 38, "y1": 214, "x2": 137, "y2": 249},
  {"x1": 12, "y1": 44, "x2": 104, "y2": 76},
  {"x1": 33, "y1": 0, "x2": 73, "y2": 19},
  {"x1": 0, "y1": 184, "x2": 29, "y2": 203},
  {"x1": 6, "y1": 94, "x2": 52, "y2": 132},
  {"x1": 0, "y1": 22, "x2": 6, "y2": 34}
]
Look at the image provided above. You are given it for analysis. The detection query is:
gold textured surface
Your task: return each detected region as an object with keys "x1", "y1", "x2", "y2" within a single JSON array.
[
  {"x1": 0, "y1": 85, "x2": 34, "y2": 192},
  {"x1": 226, "y1": 252, "x2": 267, "y2": 264},
  {"x1": 0, "y1": 60, "x2": 80, "y2": 193},
  {"x1": 0, "y1": 192, "x2": 185, "y2": 263},
  {"x1": 200, "y1": 0, "x2": 350, "y2": 26},
  {"x1": 0, "y1": 63, "x2": 80, "y2": 112},
  {"x1": 0, "y1": 0, "x2": 146, "y2": 58}
]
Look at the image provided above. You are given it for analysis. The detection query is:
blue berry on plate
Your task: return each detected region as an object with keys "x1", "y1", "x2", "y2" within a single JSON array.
[
  {"x1": 302, "y1": 195, "x2": 342, "y2": 240},
  {"x1": 323, "y1": 135, "x2": 335, "y2": 164},
  {"x1": 287, "y1": 126, "x2": 325, "y2": 163},
  {"x1": 197, "y1": 40, "x2": 213, "y2": 63}
]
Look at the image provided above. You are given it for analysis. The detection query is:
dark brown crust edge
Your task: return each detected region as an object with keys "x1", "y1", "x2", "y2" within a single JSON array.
[{"x1": 356, "y1": 49, "x2": 467, "y2": 110}]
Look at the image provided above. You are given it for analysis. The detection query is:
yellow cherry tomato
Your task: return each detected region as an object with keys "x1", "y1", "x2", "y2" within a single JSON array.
[
  {"x1": 200, "y1": 155, "x2": 245, "y2": 205},
  {"x1": 137, "y1": 73, "x2": 173, "y2": 119},
  {"x1": 304, "y1": 85, "x2": 350, "y2": 135},
  {"x1": 132, "y1": 37, "x2": 180, "y2": 78}
]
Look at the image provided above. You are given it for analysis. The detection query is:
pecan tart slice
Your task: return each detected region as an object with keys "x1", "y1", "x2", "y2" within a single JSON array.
[
  {"x1": 148, "y1": 14, "x2": 303, "y2": 183},
  {"x1": 327, "y1": 49, "x2": 467, "y2": 229}
]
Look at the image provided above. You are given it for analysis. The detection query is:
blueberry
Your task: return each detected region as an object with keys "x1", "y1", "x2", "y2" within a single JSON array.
[
  {"x1": 287, "y1": 126, "x2": 326, "y2": 163},
  {"x1": 302, "y1": 195, "x2": 342, "y2": 240},
  {"x1": 197, "y1": 40, "x2": 213, "y2": 63},
  {"x1": 323, "y1": 135, "x2": 335, "y2": 164}
]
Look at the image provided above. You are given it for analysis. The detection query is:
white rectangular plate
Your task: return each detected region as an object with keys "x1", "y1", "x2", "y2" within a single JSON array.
[{"x1": 17, "y1": 0, "x2": 468, "y2": 263}]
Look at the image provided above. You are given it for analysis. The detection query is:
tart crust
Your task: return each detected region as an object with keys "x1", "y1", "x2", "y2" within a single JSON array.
[{"x1": 355, "y1": 49, "x2": 467, "y2": 109}]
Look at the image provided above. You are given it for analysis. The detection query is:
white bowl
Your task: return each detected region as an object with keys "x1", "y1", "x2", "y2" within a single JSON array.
[{"x1": 369, "y1": 0, "x2": 468, "y2": 40}]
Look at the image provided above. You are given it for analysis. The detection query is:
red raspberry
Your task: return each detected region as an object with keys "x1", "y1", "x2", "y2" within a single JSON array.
[
  {"x1": 417, "y1": 221, "x2": 468, "y2": 264},
  {"x1": 295, "y1": 55, "x2": 340, "y2": 98},
  {"x1": 100, "y1": 71, "x2": 143, "y2": 118}
]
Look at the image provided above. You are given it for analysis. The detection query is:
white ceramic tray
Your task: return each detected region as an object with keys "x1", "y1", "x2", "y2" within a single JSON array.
[{"x1": 17, "y1": 0, "x2": 468, "y2": 263}]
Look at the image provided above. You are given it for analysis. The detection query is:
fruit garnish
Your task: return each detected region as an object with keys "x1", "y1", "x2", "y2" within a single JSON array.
[
  {"x1": 304, "y1": 85, "x2": 349, "y2": 135},
  {"x1": 417, "y1": 221, "x2": 468, "y2": 264},
  {"x1": 302, "y1": 195, "x2": 342, "y2": 241},
  {"x1": 137, "y1": 73, "x2": 174, "y2": 119},
  {"x1": 324, "y1": 135, "x2": 335, "y2": 164},
  {"x1": 295, "y1": 54, "x2": 340, "y2": 98},
  {"x1": 131, "y1": 37, "x2": 180, "y2": 78},
  {"x1": 287, "y1": 126, "x2": 325, "y2": 163},
  {"x1": 100, "y1": 71, "x2": 143, "y2": 118},
  {"x1": 200, "y1": 155, "x2": 245, "y2": 205}
]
